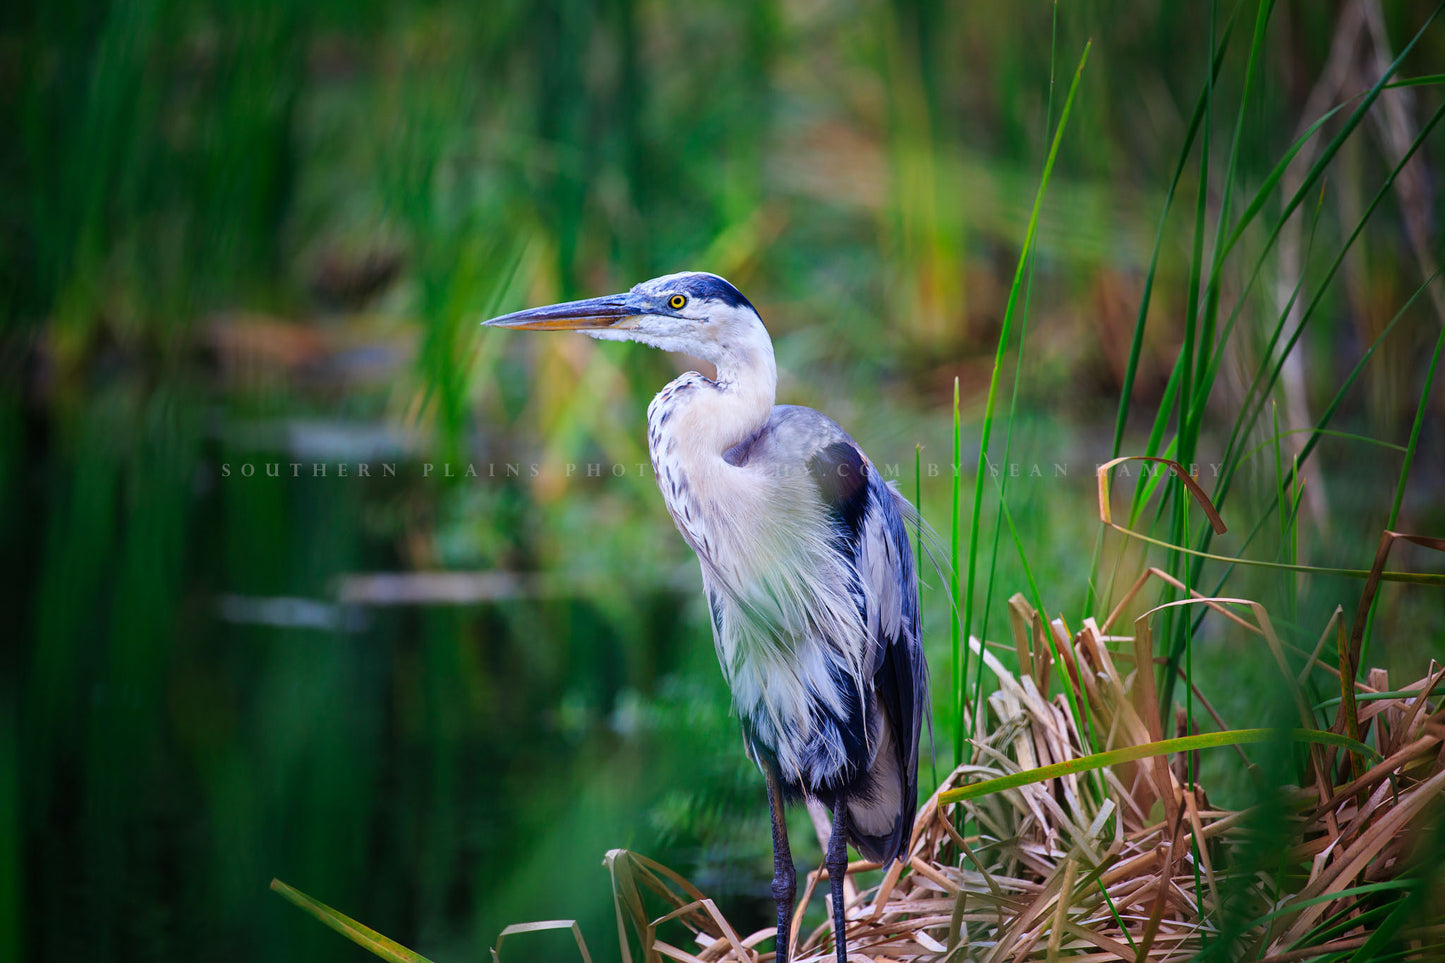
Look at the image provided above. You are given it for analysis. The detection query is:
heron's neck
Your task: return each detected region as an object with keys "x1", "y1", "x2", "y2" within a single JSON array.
[
  {"x1": 649, "y1": 325, "x2": 776, "y2": 463},
  {"x1": 708, "y1": 332, "x2": 777, "y2": 448}
]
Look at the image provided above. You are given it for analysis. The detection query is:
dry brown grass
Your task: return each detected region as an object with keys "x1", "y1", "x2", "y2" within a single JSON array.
[{"x1": 604, "y1": 583, "x2": 1445, "y2": 962}]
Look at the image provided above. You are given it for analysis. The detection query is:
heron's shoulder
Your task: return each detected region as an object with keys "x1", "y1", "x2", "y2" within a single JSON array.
[
  {"x1": 724, "y1": 404, "x2": 859, "y2": 469},
  {"x1": 767, "y1": 403, "x2": 852, "y2": 437}
]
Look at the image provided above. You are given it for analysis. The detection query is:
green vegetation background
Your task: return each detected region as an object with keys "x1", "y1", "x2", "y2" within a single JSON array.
[{"x1": 4, "y1": 2, "x2": 1443, "y2": 961}]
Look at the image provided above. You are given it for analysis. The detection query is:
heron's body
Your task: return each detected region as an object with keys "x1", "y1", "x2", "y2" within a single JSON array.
[
  {"x1": 648, "y1": 368, "x2": 923, "y2": 864},
  {"x1": 485, "y1": 272, "x2": 927, "y2": 963}
]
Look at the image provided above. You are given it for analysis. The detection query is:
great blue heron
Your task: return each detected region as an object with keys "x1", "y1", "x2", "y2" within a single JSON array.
[{"x1": 485, "y1": 272, "x2": 927, "y2": 963}]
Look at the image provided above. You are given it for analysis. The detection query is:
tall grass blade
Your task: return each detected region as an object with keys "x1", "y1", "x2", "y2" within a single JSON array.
[
  {"x1": 937, "y1": 727, "x2": 1378, "y2": 805},
  {"x1": 960, "y1": 41, "x2": 1090, "y2": 763},
  {"x1": 976, "y1": 0, "x2": 1061, "y2": 747},
  {"x1": 1358, "y1": 291, "x2": 1445, "y2": 665},
  {"x1": 1088, "y1": 9, "x2": 1240, "y2": 617},
  {"x1": 950, "y1": 377, "x2": 963, "y2": 765},
  {"x1": 1106, "y1": 6, "x2": 1241, "y2": 460},
  {"x1": 270, "y1": 879, "x2": 436, "y2": 963}
]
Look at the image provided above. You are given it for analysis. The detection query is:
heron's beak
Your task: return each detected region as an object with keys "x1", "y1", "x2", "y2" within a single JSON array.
[{"x1": 482, "y1": 292, "x2": 640, "y2": 331}]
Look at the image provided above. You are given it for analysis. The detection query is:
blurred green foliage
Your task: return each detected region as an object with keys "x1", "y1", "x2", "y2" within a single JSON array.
[{"x1": 4, "y1": 1, "x2": 1444, "y2": 961}]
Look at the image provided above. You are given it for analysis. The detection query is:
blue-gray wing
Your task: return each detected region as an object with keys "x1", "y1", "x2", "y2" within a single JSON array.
[
  {"x1": 805, "y1": 431, "x2": 927, "y2": 865},
  {"x1": 717, "y1": 404, "x2": 927, "y2": 863}
]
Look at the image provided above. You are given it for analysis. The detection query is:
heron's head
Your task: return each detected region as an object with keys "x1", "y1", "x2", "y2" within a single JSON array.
[{"x1": 483, "y1": 272, "x2": 769, "y2": 370}]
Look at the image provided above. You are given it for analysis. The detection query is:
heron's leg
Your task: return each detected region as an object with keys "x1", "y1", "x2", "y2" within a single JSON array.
[
  {"x1": 764, "y1": 767, "x2": 795, "y2": 963},
  {"x1": 826, "y1": 797, "x2": 850, "y2": 963}
]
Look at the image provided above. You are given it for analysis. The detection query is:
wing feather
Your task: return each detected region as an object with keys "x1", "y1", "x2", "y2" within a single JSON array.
[
  {"x1": 804, "y1": 426, "x2": 926, "y2": 863},
  {"x1": 850, "y1": 473, "x2": 925, "y2": 862}
]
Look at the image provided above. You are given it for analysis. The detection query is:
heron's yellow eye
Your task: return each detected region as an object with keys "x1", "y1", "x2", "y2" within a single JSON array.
[{"x1": 669, "y1": 294, "x2": 687, "y2": 310}]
